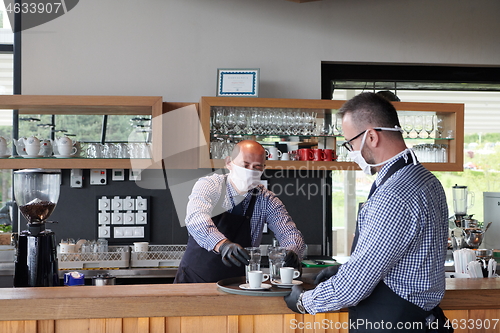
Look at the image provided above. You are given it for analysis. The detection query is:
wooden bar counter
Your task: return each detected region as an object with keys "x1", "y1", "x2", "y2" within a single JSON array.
[{"x1": 1, "y1": 278, "x2": 499, "y2": 333}]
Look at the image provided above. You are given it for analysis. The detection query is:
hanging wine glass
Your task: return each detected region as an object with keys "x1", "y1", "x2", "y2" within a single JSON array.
[
  {"x1": 212, "y1": 107, "x2": 224, "y2": 134},
  {"x1": 424, "y1": 115, "x2": 435, "y2": 138},
  {"x1": 225, "y1": 107, "x2": 236, "y2": 134},
  {"x1": 334, "y1": 115, "x2": 343, "y2": 136},
  {"x1": 235, "y1": 109, "x2": 246, "y2": 135},
  {"x1": 413, "y1": 116, "x2": 424, "y2": 138},
  {"x1": 403, "y1": 115, "x2": 414, "y2": 138},
  {"x1": 435, "y1": 115, "x2": 444, "y2": 138}
]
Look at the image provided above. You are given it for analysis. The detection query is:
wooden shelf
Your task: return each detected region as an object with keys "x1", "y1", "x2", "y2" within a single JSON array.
[
  {"x1": 2, "y1": 95, "x2": 162, "y2": 115},
  {"x1": 199, "y1": 96, "x2": 464, "y2": 172},
  {"x1": 0, "y1": 95, "x2": 164, "y2": 169},
  {"x1": 0, "y1": 158, "x2": 155, "y2": 170}
]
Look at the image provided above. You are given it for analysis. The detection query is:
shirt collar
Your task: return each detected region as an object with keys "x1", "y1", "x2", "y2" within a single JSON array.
[{"x1": 375, "y1": 151, "x2": 408, "y2": 187}]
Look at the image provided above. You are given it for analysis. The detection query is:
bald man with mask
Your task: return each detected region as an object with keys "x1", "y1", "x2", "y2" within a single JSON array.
[{"x1": 174, "y1": 140, "x2": 305, "y2": 283}]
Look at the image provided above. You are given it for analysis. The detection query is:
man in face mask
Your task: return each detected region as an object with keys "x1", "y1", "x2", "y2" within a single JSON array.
[
  {"x1": 174, "y1": 140, "x2": 305, "y2": 283},
  {"x1": 285, "y1": 93, "x2": 451, "y2": 332}
]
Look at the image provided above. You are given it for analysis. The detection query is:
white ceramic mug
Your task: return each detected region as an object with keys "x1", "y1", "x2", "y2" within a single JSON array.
[
  {"x1": 266, "y1": 147, "x2": 282, "y2": 160},
  {"x1": 133, "y1": 242, "x2": 149, "y2": 252},
  {"x1": 247, "y1": 270, "x2": 269, "y2": 289},
  {"x1": 281, "y1": 153, "x2": 290, "y2": 161},
  {"x1": 279, "y1": 267, "x2": 300, "y2": 284}
]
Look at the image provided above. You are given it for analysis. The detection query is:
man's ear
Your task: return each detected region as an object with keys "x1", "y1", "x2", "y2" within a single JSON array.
[{"x1": 367, "y1": 129, "x2": 380, "y2": 148}]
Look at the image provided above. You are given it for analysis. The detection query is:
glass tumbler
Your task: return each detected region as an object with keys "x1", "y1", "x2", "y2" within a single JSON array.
[
  {"x1": 245, "y1": 247, "x2": 261, "y2": 283},
  {"x1": 268, "y1": 246, "x2": 286, "y2": 282}
]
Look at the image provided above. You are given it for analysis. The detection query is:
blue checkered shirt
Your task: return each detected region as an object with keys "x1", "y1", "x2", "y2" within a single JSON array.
[
  {"x1": 302, "y1": 156, "x2": 448, "y2": 314},
  {"x1": 185, "y1": 173, "x2": 305, "y2": 257}
]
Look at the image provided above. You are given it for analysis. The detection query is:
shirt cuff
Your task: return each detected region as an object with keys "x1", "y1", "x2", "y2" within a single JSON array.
[
  {"x1": 301, "y1": 290, "x2": 316, "y2": 315},
  {"x1": 206, "y1": 232, "x2": 227, "y2": 252}
]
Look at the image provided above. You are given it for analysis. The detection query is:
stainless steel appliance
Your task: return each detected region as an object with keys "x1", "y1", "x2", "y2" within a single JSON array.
[
  {"x1": 450, "y1": 185, "x2": 487, "y2": 249},
  {"x1": 13, "y1": 169, "x2": 61, "y2": 287},
  {"x1": 483, "y1": 192, "x2": 500, "y2": 250}
]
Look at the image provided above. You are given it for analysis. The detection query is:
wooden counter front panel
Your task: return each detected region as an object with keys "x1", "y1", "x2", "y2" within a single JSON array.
[{"x1": 2, "y1": 311, "x2": 499, "y2": 333}]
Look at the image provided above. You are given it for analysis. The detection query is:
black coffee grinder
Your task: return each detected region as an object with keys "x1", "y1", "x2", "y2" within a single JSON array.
[{"x1": 13, "y1": 169, "x2": 61, "y2": 287}]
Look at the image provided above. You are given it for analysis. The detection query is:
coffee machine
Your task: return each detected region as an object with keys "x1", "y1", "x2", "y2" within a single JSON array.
[{"x1": 13, "y1": 169, "x2": 61, "y2": 287}]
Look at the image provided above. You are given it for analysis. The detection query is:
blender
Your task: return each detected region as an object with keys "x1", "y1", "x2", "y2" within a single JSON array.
[
  {"x1": 13, "y1": 169, "x2": 61, "y2": 287},
  {"x1": 452, "y1": 184, "x2": 474, "y2": 224}
]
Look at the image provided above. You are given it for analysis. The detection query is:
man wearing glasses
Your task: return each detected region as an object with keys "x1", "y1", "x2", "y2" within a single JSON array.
[
  {"x1": 175, "y1": 140, "x2": 305, "y2": 283},
  {"x1": 285, "y1": 93, "x2": 450, "y2": 332}
]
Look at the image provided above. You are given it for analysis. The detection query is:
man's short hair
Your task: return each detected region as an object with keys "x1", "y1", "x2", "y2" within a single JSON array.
[{"x1": 338, "y1": 92, "x2": 401, "y2": 133}]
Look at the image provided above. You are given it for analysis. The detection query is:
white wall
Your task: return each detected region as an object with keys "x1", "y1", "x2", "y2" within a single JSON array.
[{"x1": 21, "y1": 0, "x2": 500, "y2": 102}]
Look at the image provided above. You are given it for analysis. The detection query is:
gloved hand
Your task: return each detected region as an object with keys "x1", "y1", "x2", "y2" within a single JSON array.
[
  {"x1": 218, "y1": 240, "x2": 250, "y2": 267},
  {"x1": 284, "y1": 285, "x2": 306, "y2": 314},
  {"x1": 314, "y1": 265, "x2": 340, "y2": 285},
  {"x1": 284, "y1": 250, "x2": 300, "y2": 269}
]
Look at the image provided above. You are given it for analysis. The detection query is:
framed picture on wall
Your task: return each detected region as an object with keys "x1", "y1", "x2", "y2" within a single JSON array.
[{"x1": 216, "y1": 68, "x2": 259, "y2": 97}]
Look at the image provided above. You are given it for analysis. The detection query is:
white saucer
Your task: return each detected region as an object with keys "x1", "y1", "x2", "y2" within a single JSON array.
[
  {"x1": 22, "y1": 154, "x2": 43, "y2": 158},
  {"x1": 239, "y1": 283, "x2": 272, "y2": 290},
  {"x1": 271, "y1": 279, "x2": 303, "y2": 288},
  {"x1": 0, "y1": 155, "x2": 10, "y2": 158},
  {"x1": 54, "y1": 154, "x2": 75, "y2": 158}
]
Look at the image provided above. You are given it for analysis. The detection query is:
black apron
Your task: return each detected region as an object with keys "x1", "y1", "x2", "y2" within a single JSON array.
[
  {"x1": 174, "y1": 179, "x2": 258, "y2": 283},
  {"x1": 349, "y1": 154, "x2": 452, "y2": 333}
]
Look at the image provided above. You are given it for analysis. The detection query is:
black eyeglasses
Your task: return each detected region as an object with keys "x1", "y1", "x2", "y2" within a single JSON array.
[{"x1": 341, "y1": 128, "x2": 382, "y2": 152}]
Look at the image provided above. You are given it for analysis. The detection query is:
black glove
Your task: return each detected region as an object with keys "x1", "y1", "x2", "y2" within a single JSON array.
[
  {"x1": 218, "y1": 240, "x2": 250, "y2": 267},
  {"x1": 314, "y1": 265, "x2": 340, "y2": 285},
  {"x1": 284, "y1": 285, "x2": 306, "y2": 314},
  {"x1": 284, "y1": 250, "x2": 300, "y2": 269}
]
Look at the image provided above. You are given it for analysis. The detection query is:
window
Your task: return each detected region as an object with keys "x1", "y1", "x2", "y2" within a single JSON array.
[{"x1": 323, "y1": 63, "x2": 500, "y2": 256}]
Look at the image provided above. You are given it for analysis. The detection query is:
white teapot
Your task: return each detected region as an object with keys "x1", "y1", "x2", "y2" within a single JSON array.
[
  {"x1": 24, "y1": 136, "x2": 40, "y2": 156},
  {"x1": 13, "y1": 136, "x2": 40, "y2": 156},
  {"x1": 52, "y1": 136, "x2": 77, "y2": 156},
  {"x1": 12, "y1": 137, "x2": 27, "y2": 155}
]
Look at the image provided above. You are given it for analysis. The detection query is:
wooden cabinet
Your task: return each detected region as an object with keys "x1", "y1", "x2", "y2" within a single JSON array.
[
  {"x1": 0, "y1": 95, "x2": 163, "y2": 169},
  {"x1": 199, "y1": 96, "x2": 464, "y2": 171}
]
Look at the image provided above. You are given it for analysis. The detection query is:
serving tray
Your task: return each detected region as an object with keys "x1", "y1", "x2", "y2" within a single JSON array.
[{"x1": 217, "y1": 276, "x2": 292, "y2": 297}]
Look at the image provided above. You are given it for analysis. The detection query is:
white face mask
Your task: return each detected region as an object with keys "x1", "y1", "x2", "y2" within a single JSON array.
[
  {"x1": 347, "y1": 127, "x2": 406, "y2": 175},
  {"x1": 228, "y1": 162, "x2": 263, "y2": 192}
]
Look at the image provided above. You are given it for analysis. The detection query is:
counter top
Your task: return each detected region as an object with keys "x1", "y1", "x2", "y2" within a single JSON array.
[{"x1": 0, "y1": 278, "x2": 499, "y2": 322}]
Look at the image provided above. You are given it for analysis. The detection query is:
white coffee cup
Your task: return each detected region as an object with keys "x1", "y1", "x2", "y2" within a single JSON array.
[
  {"x1": 279, "y1": 267, "x2": 300, "y2": 284},
  {"x1": 25, "y1": 145, "x2": 40, "y2": 156},
  {"x1": 266, "y1": 147, "x2": 282, "y2": 160},
  {"x1": 133, "y1": 242, "x2": 149, "y2": 252},
  {"x1": 281, "y1": 153, "x2": 290, "y2": 161},
  {"x1": 58, "y1": 145, "x2": 77, "y2": 156},
  {"x1": 247, "y1": 270, "x2": 269, "y2": 289}
]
